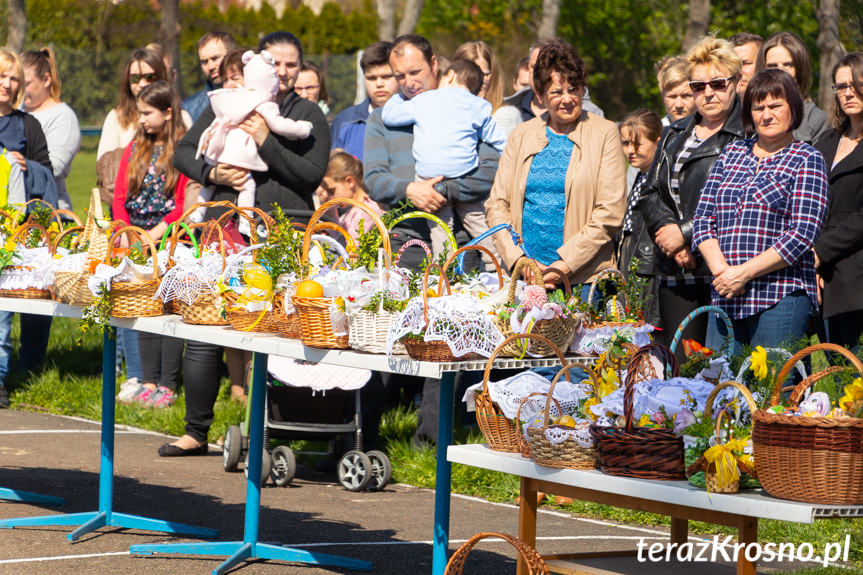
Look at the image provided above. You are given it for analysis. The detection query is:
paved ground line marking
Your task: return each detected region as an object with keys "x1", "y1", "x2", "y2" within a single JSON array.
[
  {"x1": 0, "y1": 430, "x2": 141, "y2": 435},
  {"x1": 0, "y1": 551, "x2": 130, "y2": 564},
  {"x1": 283, "y1": 535, "x2": 671, "y2": 548}
]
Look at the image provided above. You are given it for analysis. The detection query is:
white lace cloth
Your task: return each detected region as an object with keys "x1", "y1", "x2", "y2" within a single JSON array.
[
  {"x1": 87, "y1": 250, "x2": 170, "y2": 296},
  {"x1": 0, "y1": 246, "x2": 58, "y2": 289},
  {"x1": 155, "y1": 245, "x2": 224, "y2": 304},
  {"x1": 536, "y1": 423, "x2": 594, "y2": 448},
  {"x1": 588, "y1": 376, "x2": 752, "y2": 422},
  {"x1": 462, "y1": 370, "x2": 592, "y2": 419},
  {"x1": 570, "y1": 323, "x2": 655, "y2": 355},
  {"x1": 267, "y1": 355, "x2": 371, "y2": 392},
  {"x1": 386, "y1": 293, "x2": 505, "y2": 357}
]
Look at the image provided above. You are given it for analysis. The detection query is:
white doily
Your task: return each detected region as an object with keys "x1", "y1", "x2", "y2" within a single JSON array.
[
  {"x1": 539, "y1": 423, "x2": 594, "y2": 448},
  {"x1": 589, "y1": 376, "x2": 733, "y2": 422},
  {"x1": 571, "y1": 323, "x2": 655, "y2": 355},
  {"x1": 386, "y1": 293, "x2": 505, "y2": 357},
  {"x1": 267, "y1": 355, "x2": 371, "y2": 393},
  {"x1": 51, "y1": 251, "x2": 89, "y2": 272},
  {"x1": 155, "y1": 247, "x2": 228, "y2": 305},
  {"x1": 0, "y1": 246, "x2": 57, "y2": 289},
  {"x1": 462, "y1": 370, "x2": 592, "y2": 420}
]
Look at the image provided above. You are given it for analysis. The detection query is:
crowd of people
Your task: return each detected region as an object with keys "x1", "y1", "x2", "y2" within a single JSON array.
[{"x1": 0, "y1": 27, "x2": 859, "y2": 461}]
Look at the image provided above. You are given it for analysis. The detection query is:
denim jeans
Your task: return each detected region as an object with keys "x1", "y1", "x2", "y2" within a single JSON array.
[
  {"x1": 0, "y1": 311, "x2": 12, "y2": 387},
  {"x1": 707, "y1": 290, "x2": 812, "y2": 355},
  {"x1": 116, "y1": 327, "x2": 143, "y2": 381},
  {"x1": 19, "y1": 314, "x2": 52, "y2": 373}
]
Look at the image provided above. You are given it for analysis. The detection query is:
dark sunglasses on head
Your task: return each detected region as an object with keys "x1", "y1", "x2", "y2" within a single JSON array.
[
  {"x1": 129, "y1": 73, "x2": 157, "y2": 85},
  {"x1": 688, "y1": 75, "x2": 737, "y2": 93}
]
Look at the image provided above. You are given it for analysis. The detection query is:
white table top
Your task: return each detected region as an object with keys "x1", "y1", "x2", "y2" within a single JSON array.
[
  {"x1": 447, "y1": 443, "x2": 863, "y2": 523},
  {"x1": 0, "y1": 297, "x2": 593, "y2": 378}
]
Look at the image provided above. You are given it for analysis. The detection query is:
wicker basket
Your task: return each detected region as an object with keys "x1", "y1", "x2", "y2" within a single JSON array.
[
  {"x1": 583, "y1": 267, "x2": 646, "y2": 331},
  {"x1": 294, "y1": 198, "x2": 391, "y2": 349},
  {"x1": 491, "y1": 258, "x2": 580, "y2": 357},
  {"x1": 445, "y1": 531, "x2": 549, "y2": 575},
  {"x1": 589, "y1": 343, "x2": 685, "y2": 480},
  {"x1": 105, "y1": 226, "x2": 163, "y2": 318},
  {"x1": 526, "y1": 361, "x2": 599, "y2": 469},
  {"x1": 0, "y1": 222, "x2": 53, "y2": 299},
  {"x1": 752, "y1": 343, "x2": 863, "y2": 504},
  {"x1": 669, "y1": 305, "x2": 733, "y2": 358},
  {"x1": 51, "y1": 189, "x2": 114, "y2": 305},
  {"x1": 272, "y1": 294, "x2": 301, "y2": 339},
  {"x1": 476, "y1": 333, "x2": 567, "y2": 452},
  {"x1": 515, "y1": 392, "x2": 559, "y2": 458}
]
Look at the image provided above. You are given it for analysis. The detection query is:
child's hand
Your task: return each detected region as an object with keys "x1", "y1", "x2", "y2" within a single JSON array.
[{"x1": 240, "y1": 112, "x2": 270, "y2": 147}]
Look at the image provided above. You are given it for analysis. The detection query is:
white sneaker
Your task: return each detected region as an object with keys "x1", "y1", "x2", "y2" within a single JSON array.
[{"x1": 117, "y1": 377, "x2": 143, "y2": 403}]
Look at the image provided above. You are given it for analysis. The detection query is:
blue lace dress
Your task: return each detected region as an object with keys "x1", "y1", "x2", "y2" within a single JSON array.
[{"x1": 522, "y1": 127, "x2": 573, "y2": 265}]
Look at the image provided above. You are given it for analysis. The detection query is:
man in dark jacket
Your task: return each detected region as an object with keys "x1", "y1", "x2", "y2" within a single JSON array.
[{"x1": 181, "y1": 32, "x2": 237, "y2": 122}]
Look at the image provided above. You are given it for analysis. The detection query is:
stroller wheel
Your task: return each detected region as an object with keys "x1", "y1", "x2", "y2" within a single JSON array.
[
  {"x1": 337, "y1": 450, "x2": 373, "y2": 492},
  {"x1": 365, "y1": 450, "x2": 392, "y2": 492},
  {"x1": 223, "y1": 425, "x2": 243, "y2": 472},
  {"x1": 244, "y1": 448, "x2": 272, "y2": 486},
  {"x1": 270, "y1": 446, "x2": 296, "y2": 487}
]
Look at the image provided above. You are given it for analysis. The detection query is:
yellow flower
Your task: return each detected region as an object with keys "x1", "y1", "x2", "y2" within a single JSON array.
[
  {"x1": 637, "y1": 414, "x2": 652, "y2": 427},
  {"x1": 839, "y1": 379, "x2": 863, "y2": 411},
  {"x1": 3, "y1": 237, "x2": 15, "y2": 252},
  {"x1": 583, "y1": 397, "x2": 600, "y2": 421},
  {"x1": 750, "y1": 346, "x2": 768, "y2": 381}
]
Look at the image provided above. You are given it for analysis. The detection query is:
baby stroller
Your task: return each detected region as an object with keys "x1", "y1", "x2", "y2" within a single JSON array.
[{"x1": 222, "y1": 356, "x2": 392, "y2": 492}]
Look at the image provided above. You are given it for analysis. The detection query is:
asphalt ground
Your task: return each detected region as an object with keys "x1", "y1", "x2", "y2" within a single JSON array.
[{"x1": 0, "y1": 409, "x2": 808, "y2": 574}]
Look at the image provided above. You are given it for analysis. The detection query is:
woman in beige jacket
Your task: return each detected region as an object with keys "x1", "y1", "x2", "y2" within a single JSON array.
[{"x1": 485, "y1": 40, "x2": 626, "y2": 290}]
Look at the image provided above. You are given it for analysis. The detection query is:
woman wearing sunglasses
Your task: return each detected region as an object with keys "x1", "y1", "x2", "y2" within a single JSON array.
[
  {"x1": 637, "y1": 36, "x2": 745, "y2": 356},
  {"x1": 813, "y1": 53, "x2": 863, "y2": 349},
  {"x1": 96, "y1": 48, "x2": 192, "y2": 160},
  {"x1": 692, "y1": 68, "x2": 828, "y2": 351}
]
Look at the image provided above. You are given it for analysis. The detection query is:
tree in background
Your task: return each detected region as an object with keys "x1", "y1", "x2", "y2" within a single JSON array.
[{"x1": 6, "y1": 0, "x2": 26, "y2": 53}]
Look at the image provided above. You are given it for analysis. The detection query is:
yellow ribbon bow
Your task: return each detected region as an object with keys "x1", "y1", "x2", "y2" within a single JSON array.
[
  {"x1": 227, "y1": 263, "x2": 273, "y2": 331},
  {"x1": 702, "y1": 443, "x2": 741, "y2": 495}
]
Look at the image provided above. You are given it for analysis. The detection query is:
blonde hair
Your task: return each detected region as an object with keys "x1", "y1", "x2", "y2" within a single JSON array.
[
  {"x1": 656, "y1": 55, "x2": 689, "y2": 94},
  {"x1": 21, "y1": 47, "x2": 62, "y2": 102},
  {"x1": 453, "y1": 41, "x2": 504, "y2": 112},
  {"x1": 326, "y1": 149, "x2": 366, "y2": 190},
  {"x1": 686, "y1": 36, "x2": 742, "y2": 78},
  {"x1": 0, "y1": 49, "x2": 24, "y2": 108}
]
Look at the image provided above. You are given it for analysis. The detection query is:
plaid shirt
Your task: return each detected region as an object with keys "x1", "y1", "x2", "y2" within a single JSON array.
[{"x1": 692, "y1": 139, "x2": 828, "y2": 319}]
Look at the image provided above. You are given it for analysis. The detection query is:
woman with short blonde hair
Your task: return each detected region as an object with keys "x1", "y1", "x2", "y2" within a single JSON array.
[{"x1": 656, "y1": 55, "x2": 694, "y2": 124}]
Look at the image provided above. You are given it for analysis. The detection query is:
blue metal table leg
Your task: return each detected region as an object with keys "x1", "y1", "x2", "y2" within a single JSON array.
[
  {"x1": 0, "y1": 487, "x2": 63, "y2": 506},
  {"x1": 0, "y1": 329, "x2": 217, "y2": 540},
  {"x1": 432, "y1": 371, "x2": 456, "y2": 575},
  {"x1": 131, "y1": 352, "x2": 371, "y2": 574}
]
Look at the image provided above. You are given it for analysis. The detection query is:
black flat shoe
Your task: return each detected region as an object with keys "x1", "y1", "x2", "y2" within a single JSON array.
[{"x1": 158, "y1": 442, "x2": 208, "y2": 457}]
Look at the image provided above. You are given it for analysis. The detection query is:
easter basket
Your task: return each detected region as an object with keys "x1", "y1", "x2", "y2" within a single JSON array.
[
  {"x1": 526, "y1": 361, "x2": 599, "y2": 469},
  {"x1": 52, "y1": 189, "x2": 115, "y2": 305},
  {"x1": 752, "y1": 343, "x2": 863, "y2": 504},
  {"x1": 445, "y1": 532, "x2": 549, "y2": 575},
  {"x1": 686, "y1": 381, "x2": 758, "y2": 494},
  {"x1": 589, "y1": 343, "x2": 686, "y2": 480},
  {"x1": 491, "y1": 257, "x2": 581, "y2": 358},
  {"x1": 475, "y1": 333, "x2": 568, "y2": 453},
  {"x1": 104, "y1": 226, "x2": 164, "y2": 318},
  {"x1": 0, "y1": 222, "x2": 54, "y2": 299}
]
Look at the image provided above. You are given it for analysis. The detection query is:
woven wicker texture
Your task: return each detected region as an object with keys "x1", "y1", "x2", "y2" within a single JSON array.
[
  {"x1": 166, "y1": 218, "x2": 228, "y2": 326},
  {"x1": 686, "y1": 407, "x2": 754, "y2": 494},
  {"x1": 584, "y1": 267, "x2": 645, "y2": 331},
  {"x1": 0, "y1": 222, "x2": 53, "y2": 299},
  {"x1": 444, "y1": 531, "x2": 549, "y2": 575},
  {"x1": 105, "y1": 225, "x2": 163, "y2": 318},
  {"x1": 669, "y1": 305, "x2": 733, "y2": 357},
  {"x1": 476, "y1": 333, "x2": 567, "y2": 452},
  {"x1": 589, "y1": 343, "x2": 685, "y2": 480},
  {"x1": 491, "y1": 258, "x2": 580, "y2": 357},
  {"x1": 527, "y1": 361, "x2": 599, "y2": 469},
  {"x1": 515, "y1": 392, "x2": 559, "y2": 458},
  {"x1": 753, "y1": 343, "x2": 863, "y2": 504},
  {"x1": 272, "y1": 295, "x2": 301, "y2": 339}
]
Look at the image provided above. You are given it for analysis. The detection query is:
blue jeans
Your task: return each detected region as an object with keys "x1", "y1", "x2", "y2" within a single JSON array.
[
  {"x1": 707, "y1": 290, "x2": 812, "y2": 356},
  {"x1": 0, "y1": 311, "x2": 12, "y2": 387},
  {"x1": 0, "y1": 312, "x2": 53, "y2": 386},
  {"x1": 116, "y1": 327, "x2": 143, "y2": 380}
]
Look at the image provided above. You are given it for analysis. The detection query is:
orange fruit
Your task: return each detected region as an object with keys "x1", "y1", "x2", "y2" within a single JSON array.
[{"x1": 295, "y1": 279, "x2": 324, "y2": 298}]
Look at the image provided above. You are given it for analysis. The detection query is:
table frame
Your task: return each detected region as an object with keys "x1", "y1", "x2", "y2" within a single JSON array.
[
  {"x1": 0, "y1": 298, "x2": 572, "y2": 574},
  {"x1": 448, "y1": 444, "x2": 863, "y2": 575}
]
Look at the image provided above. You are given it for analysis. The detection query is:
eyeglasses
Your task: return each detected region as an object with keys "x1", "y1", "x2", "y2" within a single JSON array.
[
  {"x1": 688, "y1": 75, "x2": 737, "y2": 93},
  {"x1": 295, "y1": 85, "x2": 320, "y2": 92},
  {"x1": 129, "y1": 73, "x2": 157, "y2": 85},
  {"x1": 833, "y1": 83, "x2": 860, "y2": 95},
  {"x1": 546, "y1": 86, "x2": 582, "y2": 103}
]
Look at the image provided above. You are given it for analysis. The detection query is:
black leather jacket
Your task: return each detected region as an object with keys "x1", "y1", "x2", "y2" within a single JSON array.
[{"x1": 637, "y1": 97, "x2": 745, "y2": 279}]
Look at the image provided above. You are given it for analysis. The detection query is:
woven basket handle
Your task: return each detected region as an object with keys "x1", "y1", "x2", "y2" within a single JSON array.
[
  {"x1": 11, "y1": 221, "x2": 50, "y2": 247},
  {"x1": 481, "y1": 333, "x2": 566, "y2": 395},
  {"x1": 105, "y1": 225, "x2": 161, "y2": 281},
  {"x1": 50, "y1": 225, "x2": 84, "y2": 256},
  {"x1": 310, "y1": 221, "x2": 357, "y2": 254},
  {"x1": 441, "y1": 244, "x2": 504, "y2": 289},
  {"x1": 420, "y1": 262, "x2": 451, "y2": 330},
  {"x1": 162, "y1": 220, "x2": 201, "y2": 257},
  {"x1": 670, "y1": 305, "x2": 733, "y2": 356},
  {"x1": 444, "y1": 531, "x2": 550, "y2": 575},
  {"x1": 213, "y1": 204, "x2": 275, "y2": 245},
  {"x1": 13, "y1": 198, "x2": 54, "y2": 223},
  {"x1": 51, "y1": 209, "x2": 83, "y2": 227},
  {"x1": 585, "y1": 267, "x2": 625, "y2": 306},
  {"x1": 542, "y1": 361, "x2": 598, "y2": 431},
  {"x1": 395, "y1": 238, "x2": 432, "y2": 266},
  {"x1": 517, "y1": 391, "x2": 561, "y2": 428},
  {"x1": 387, "y1": 210, "x2": 457, "y2": 255},
  {"x1": 508, "y1": 257, "x2": 543, "y2": 304},
  {"x1": 703, "y1": 380, "x2": 758, "y2": 421},
  {"x1": 623, "y1": 343, "x2": 679, "y2": 433},
  {"x1": 770, "y1": 343, "x2": 863, "y2": 407},
  {"x1": 302, "y1": 198, "x2": 392, "y2": 271}
]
